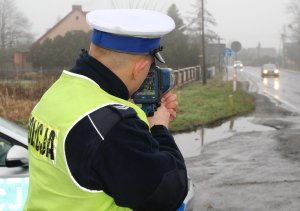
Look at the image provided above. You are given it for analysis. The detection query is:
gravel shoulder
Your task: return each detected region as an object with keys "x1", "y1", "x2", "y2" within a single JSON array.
[{"x1": 186, "y1": 94, "x2": 300, "y2": 211}]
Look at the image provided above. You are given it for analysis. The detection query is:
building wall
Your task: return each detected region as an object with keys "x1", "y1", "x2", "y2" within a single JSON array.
[
  {"x1": 247, "y1": 48, "x2": 277, "y2": 58},
  {"x1": 13, "y1": 51, "x2": 32, "y2": 71},
  {"x1": 38, "y1": 5, "x2": 90, "y2": 44}
]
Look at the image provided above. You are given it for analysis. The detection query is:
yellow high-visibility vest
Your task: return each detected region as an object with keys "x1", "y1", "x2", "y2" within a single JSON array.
[{"x1": 24, "y1": 71, "x2": 148, "y2": 211}]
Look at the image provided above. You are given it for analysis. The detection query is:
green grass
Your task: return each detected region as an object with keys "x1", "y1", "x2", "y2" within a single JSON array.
[{"x1": 170, "y1": 77, "x2": 256, "y2": 133}]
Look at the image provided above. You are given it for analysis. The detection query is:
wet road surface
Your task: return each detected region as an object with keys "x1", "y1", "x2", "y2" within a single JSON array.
[
  {"x1": 175, "y1": 68, "x2": 300, "y2": 211},
  {"x1": 174, "y1": 117, "x2": 275, "y2": 158},
  {"x1": 237, "y1": 67, "x2": 300, "y2": 113}
]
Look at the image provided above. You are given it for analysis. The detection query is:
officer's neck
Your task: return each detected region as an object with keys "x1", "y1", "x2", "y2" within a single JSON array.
[{"x1": 89, "y1": 49, "x2": 139, "y2": 96}]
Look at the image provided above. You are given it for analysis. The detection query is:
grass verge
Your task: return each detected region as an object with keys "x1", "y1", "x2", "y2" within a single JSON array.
[
  {"x1": 170, "y1": 77, "x2": 256, "y2": 134},
  {"x1": 0, "y1": 77, "x2": 56, "y2": 126}
]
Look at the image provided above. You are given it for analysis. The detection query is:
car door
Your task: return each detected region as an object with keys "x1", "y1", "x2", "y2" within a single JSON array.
[{"x1": 0, "y1": 133, "x2": 29, "y2": 211}]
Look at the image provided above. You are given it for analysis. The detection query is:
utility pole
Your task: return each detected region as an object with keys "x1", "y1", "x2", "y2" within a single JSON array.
[
  {"x1": 201, "y1": 0, "x2": 206, "y2": 85},
  {"x1": 281, "y1": 33, "x2": 286, "y2": 68}
]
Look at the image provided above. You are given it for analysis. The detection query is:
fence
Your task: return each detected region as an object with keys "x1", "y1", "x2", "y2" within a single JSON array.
[{"x1": 173, "y1": 65, "x2": 201, "y2": 87}]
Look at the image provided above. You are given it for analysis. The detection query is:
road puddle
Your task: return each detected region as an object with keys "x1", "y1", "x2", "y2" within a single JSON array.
[{"x1": 174, "y1": 117, "x2": 275, "y2": 158}]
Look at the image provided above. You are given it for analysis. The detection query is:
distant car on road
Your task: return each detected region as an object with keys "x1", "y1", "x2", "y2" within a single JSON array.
[
  {"x1": 261, "y1": 63, "x2": 279, "y2": 77},
  {"x1": 0, "y1": 117, "x2": 194, "y2": 211},
  {"x1": 233, "y1": 61, "x2": 243, "y2": 71}
]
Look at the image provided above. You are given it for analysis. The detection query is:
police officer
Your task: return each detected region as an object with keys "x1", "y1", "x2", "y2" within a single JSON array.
[{"x1": 24, "y1": 9, "x2": 187, "y2": 211}]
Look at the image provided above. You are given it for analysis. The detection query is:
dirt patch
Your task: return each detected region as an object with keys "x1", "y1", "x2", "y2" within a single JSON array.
[
  {"x1": 275, "y1": 130, "x2": 300, "y2": 161},
  {"x1": 251, "y1": 93, "x2": 294, "y2": 117}
]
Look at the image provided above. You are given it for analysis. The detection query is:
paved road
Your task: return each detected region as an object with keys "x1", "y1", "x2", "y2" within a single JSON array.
[
  {"x1": 235, "y1": 66, "x2": 300, "y2": 113},
  {"x1": 181, "y1": 67, "x2": 300, "y2": 211}
]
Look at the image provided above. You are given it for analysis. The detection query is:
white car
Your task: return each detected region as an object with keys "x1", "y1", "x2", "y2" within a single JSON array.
[
  {"x1": 261, "y1": 63, "x2": 279, "y2": 77},
  {"x1": 0, "y1": 117, "x2": 194, "y2": 211},
  {"x1": 0, "y1": 118, "x2": 28, "y2": 211},
  {"x1": 233, "y1": 61, "x2": 243, "y2": 70}
]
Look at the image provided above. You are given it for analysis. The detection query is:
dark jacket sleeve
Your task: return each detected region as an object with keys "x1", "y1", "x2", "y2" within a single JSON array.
[{"x1": 92, "y1": 117, "x2": 188, "y2": 211}]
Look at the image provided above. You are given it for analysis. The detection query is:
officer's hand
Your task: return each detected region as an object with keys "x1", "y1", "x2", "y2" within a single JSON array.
[
  {"x1": 162, "y1": 91, "x2": 178, "y2": 122},
  {"x1": 148, "y1": 104, "x2": 170, "y2": 129}
]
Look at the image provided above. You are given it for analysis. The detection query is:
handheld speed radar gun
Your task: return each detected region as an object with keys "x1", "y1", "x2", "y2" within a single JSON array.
[{"x1": 133, "y1": 64, "x2": 174, "y2": 117}]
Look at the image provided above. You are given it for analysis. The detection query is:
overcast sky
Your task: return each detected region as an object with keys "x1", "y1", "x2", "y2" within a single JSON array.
[{"x1": 15, "y1": 0, "x2": 291, "y2": 49}]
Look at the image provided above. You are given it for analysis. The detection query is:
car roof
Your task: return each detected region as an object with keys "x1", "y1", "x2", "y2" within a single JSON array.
[
  {"x1": 0, "y1": 118, "x2": 27, "y2": 146},
  {"x1": 263, "y1": 63, "x2": 277, "y2": 67}
]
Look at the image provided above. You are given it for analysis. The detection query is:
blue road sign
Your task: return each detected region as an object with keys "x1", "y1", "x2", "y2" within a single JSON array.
[{"x1": 224, "y1": 48, "x2": 232, "y2": 57}]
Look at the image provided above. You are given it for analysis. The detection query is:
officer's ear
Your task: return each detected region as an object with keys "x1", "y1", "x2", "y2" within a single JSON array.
[{"x1": 132, "y1": 56, "x2": 151, "y2": 80}]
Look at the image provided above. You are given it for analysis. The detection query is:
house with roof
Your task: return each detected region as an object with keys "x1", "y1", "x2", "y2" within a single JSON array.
[
  {"x1": 15, "y1": 5, "x2": 90, "y2": 71},
  {"x1": 36, "y1": 5, "x2": 90, "y2": 44}
]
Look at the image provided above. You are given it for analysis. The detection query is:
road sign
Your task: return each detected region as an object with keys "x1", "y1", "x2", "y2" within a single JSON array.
[
  {"x1": 224, "y1": 48, "x2": 232, "y2": 57},
  {"x1": 231, "y1": 41, "x2": 242, "y2": 52}
]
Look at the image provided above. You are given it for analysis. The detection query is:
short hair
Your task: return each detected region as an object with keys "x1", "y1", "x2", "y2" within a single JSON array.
[{"x1": 89, "y1": 43, "x2": 149, "y2": 69}]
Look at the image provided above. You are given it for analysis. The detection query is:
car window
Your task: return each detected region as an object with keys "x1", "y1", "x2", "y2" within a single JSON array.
[
  {"x1": 264, "y1": 64, "x2": 276, "y2": 69},
  {"x1": 0, "y1": 137, "x2": 12, "y2": 166}
]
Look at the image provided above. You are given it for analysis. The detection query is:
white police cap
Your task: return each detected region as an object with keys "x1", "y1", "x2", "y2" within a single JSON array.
[{"x1": 86, "y1": 9, "x2": 175, "y2": 63}]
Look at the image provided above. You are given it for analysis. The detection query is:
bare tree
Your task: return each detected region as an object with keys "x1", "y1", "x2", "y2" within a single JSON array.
[
  {"x1": 0, "y1": 0, "x2": 32, "y2": 49},
  {"x1": 286, "y1": 0, "x2": 300, "y2": 69},
  {"x1": 287, "y1": 0, "x2": 300, "y2": 41},
  {"x1": 111, "y1": 0, "x2": 167, "y2": 12},
  {"x1": 186, "y1": 0, "x2": 218, "y2": 41}
]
